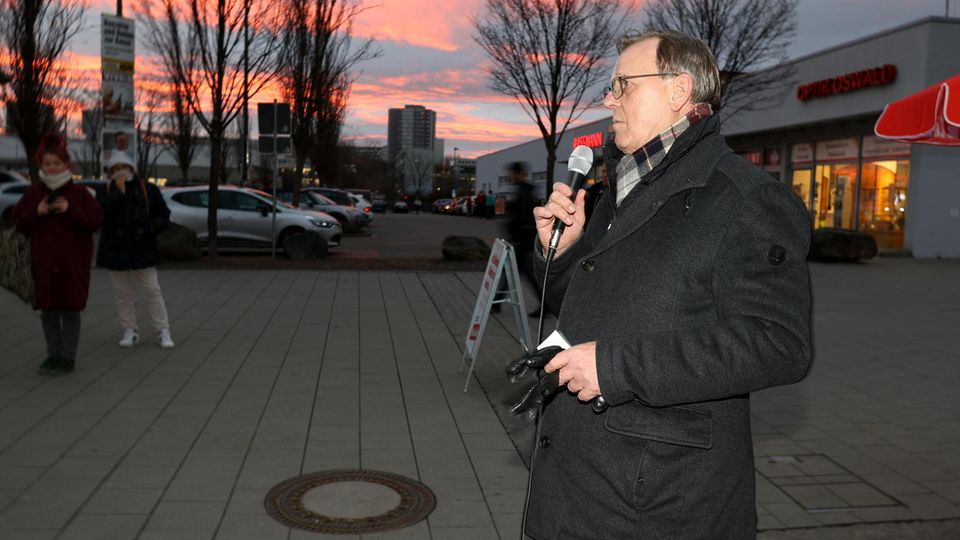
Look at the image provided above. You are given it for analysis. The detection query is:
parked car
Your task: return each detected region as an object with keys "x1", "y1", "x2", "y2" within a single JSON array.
[
  {"x1": 306, "y1": 187, "x2": 356, "y2": 208},
  {"x1": 393, "y1": 201, "x2": 409, "y2": 213},
  {"x1": 276, "y1": 190, "x2": 371, "y2": 230},
  {"x1": 432, "y1": 198, "x2": 455, "y2": 214},
  {"x1": 0, "y1": 170, "x2": 28, "y2": 186},
  {"x1": 344, "y1": 188, "x2": 374, "y2": 202},
  {"x1": 0, "y1": 174, "x2": 29, "y2": 225},
  {"x1": 371, "y1": 199, "x2": 388, "y2": 213},
  {"x1": 162, "y1": 185, "x2": 342, "y2": 253},
  {"x1": 347, "y1": 192, "x2": 373, "y2": 214}
]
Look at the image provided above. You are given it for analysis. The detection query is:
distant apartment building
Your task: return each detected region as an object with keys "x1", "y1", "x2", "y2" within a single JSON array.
[{"x1": 387, "y1": 105, "x2": 436, "y2": 164}]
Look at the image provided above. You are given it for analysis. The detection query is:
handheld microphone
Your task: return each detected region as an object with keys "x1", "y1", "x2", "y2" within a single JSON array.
[{"x1": 548, "y1": 145, "x2": 594, "y2": 252}]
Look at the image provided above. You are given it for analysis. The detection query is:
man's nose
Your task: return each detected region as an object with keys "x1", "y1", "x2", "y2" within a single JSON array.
[{"x1": 603, "y1": 90, "x2": 618, "y2": 109}]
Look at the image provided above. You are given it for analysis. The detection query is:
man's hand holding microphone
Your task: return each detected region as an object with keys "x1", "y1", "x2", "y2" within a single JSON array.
[{"x1": 534, "y1": 145, "x2": 593, "y2": 259}]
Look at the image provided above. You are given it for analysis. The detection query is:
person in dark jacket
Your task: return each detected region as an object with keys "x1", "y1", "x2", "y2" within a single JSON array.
[
  {"x1": 526, "y1": 30, "x2": 813, "y2": 538},
  {"x1": 504, "y1": 162, "x2": 543, "y2": 317},
  {"x1": 13, "y1": 133, "x2": 103, "y2": 375},
  {"x1": 97, "y1": 151, "x2": 175, "y2": 349}
]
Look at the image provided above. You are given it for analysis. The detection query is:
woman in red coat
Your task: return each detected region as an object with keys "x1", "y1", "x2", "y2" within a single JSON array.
[{"x1": 13, "y1": 134, "x2": 103, "y2": 375}]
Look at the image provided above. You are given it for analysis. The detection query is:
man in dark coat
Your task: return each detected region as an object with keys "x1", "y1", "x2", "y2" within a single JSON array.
[
  {"x1": 526, "y1": 30, "x2": 813, "y2": 538},
  {"x1": 97, "y1": 152, "x2": 175, "y2": 349}
]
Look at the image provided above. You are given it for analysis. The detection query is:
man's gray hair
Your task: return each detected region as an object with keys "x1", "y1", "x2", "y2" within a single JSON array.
[{"x1": 618, "y1": 30, "x2": 721, "y2": 109}]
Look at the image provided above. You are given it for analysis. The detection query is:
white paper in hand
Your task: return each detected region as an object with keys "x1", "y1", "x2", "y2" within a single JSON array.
[{"x1": 538, "y1": 329, "x2": 571, "y2": 351}]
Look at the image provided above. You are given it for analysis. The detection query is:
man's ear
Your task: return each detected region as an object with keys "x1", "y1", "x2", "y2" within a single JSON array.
[{"x1": 670, "y1": 73, "x2": 694, "y2": 112}]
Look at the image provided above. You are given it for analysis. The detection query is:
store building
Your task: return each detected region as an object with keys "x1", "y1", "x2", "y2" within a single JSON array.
[{"x1": 476, "y1": 17, "x2": 960, "y2": 257}]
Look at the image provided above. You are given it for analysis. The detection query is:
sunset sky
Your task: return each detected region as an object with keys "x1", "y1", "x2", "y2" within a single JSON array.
[{"x1": 61, "y1": 0, "x2": 958, "y2": 158}]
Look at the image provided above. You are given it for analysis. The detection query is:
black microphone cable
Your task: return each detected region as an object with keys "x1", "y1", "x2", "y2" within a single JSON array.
[{"x1": 519, "y1": 241, "x2": 554, "y2": 540}]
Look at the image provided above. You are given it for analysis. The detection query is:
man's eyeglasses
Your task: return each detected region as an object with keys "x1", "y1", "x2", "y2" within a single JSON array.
[{"x1": 604, "y1": 72, "x2": 679, "y2": 99}]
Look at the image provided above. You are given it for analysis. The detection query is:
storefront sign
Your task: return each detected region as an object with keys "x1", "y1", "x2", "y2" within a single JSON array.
[
  {"x1": 816, "y1": 138, "x2": 859, "y2": 161},
  {"x1": 862, "y1": 135, "x2": 910, "y2": 158},
  {"x1": 791, "y1": 143, "x2": 813, "y2": 164},
  {"x1": 797, "y1": 64, "x2": 897, "y2": 102},
  {"x1": 572, "y1": 132, "x2": 603, "y2": 149}
]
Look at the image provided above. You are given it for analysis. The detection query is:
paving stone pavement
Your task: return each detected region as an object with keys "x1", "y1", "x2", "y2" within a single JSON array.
[{"x1": 0, "y1": 257, "x2": 958, "y2": 539}]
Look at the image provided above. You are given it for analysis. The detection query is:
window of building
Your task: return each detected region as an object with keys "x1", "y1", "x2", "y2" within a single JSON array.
[
  {"x1": 859, "y1": 160, "x2": 909, "y2": 249},
  {"x1": 814, "y1": 163, "x2": 857, "y2": 229},
  {"x1": 790, "y1": 169, "x2": 813, "y2": 210}
]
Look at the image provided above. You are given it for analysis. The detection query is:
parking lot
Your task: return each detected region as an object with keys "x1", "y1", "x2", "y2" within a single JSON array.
[{"x1": 334, "y1": 212, "x2": 505, "y2": 259}]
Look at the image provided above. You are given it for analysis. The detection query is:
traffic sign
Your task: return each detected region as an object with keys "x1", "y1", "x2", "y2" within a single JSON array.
[{"x1": 258, "y1": 102, "x2": 290, "y2": 135}]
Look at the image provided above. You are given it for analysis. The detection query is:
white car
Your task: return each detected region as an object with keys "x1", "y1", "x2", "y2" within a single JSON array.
[
  {"x1": 277, "y1": 190, "x2": 372, "y2": 230},
  {"x1": 162, "y1": 186, "x2": 342, "y2": 252},
  {"x1": 347, "y1": 192, "x2": 373, "y2": 213},
  {"x1": 0, "y1": 172, "x2": 29, "y2": 225}
]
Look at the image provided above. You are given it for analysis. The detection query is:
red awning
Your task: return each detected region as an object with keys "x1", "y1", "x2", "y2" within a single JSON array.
[{"x1": 874, "y1": 75, "x2": 960, "y2": 145}]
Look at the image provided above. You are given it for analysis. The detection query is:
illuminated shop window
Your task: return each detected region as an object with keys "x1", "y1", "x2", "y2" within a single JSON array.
[
  {"x1": 791, "y1": 169, "x2": 813, "y2": 211},
  {"x1": 859, "y1": 160, "x2": 909, "y2": 249},
  {"x1": 813, "y1": 163, "x2": 857, "y2": 230}
]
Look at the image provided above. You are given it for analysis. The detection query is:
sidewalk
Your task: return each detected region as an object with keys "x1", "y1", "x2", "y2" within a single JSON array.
[{"x1": 0, "y1": 257, "x2": 958, "y2": 539}]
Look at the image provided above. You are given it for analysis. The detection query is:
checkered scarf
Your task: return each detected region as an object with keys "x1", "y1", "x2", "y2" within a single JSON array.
[{"x1": 615, "y1": 103, "x2": 713, "y2": 205}]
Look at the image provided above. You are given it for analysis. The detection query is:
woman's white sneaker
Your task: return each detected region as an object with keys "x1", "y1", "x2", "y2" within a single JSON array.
[
  {"x1": 158, "y1": 328, "x2": 175, "y2": 349},
  {"x1": 118, "y1": 328, "x2": 139, "y2": 347}
]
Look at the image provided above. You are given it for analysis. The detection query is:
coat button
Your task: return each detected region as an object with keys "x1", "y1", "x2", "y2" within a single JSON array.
[
  {"x1": 538, "y1": 436, "x2": 551, "y2": 448},
  {"x1": 768, "y1": 245, "x2": 787, "y2": 265},
  {"x1": 581, "y1": 259, "x2": 595, "y2": 272}
]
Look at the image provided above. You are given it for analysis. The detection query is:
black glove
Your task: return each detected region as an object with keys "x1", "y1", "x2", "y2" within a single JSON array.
[
  {"x1": 506, "y1": 347, "x2": 565, "y2": 421},
  {"x1": 505, "y1": 345, "x2": 565, "y2": 381}
]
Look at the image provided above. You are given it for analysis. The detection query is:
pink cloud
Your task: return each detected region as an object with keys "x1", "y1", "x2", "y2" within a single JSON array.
[{"x1": 354, "y1": 0, "x2": 486, "y2": 51}]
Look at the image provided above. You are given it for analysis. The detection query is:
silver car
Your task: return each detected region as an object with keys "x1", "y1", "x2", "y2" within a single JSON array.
[
  {"x1": 0, "y1": 172, "x2": 29, "y2": 225},
  {"x1": 276, "y1": 190, "x2": 371, "y2": 230},
  {"x1": 162, "y1": 186, "x2": 342, "y2": 251}
]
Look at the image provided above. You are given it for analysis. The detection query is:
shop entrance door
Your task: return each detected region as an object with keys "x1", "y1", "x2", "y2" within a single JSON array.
[{"x1": 814, "y1": 164, "x2": 857, "y2": 229}]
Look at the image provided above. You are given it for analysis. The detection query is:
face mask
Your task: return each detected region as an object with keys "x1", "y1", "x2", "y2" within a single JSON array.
[
  {"x1": 112, "y1": 169, "x2": 133, "y2": 183},
  {"x1": 39, "y1": 170, "x2": 72, "y2": 191}
]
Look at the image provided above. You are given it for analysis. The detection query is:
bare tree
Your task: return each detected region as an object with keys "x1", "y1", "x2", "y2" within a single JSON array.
[
  {"x1": 473, "y1": 0, "x2": 630, "y2": 192},
  {"x1": 0, "y1": 0, "x2": 86, "y2": 181},
  {"x1": 135, "y1": 85, "x2": 166, "y2": 179},
  {"x1": 338, "y1": 140, "x2": 392, "y2": 194},
  {"x1": 396, "y1": 148, "x2": 433, "y2": 198},
  {"x1": 189, "y1": 0, "x2": 279, "y2": 257},
  {"x1": 139, "y1": 0, "x2": 278, "y2": 257},
  {"x1": 278, "y1": 0, "x2": 379, "y2": 205},
  {"x1": 74, "y1": 94, "x2": 102, "y2": 177},
  {"x1": 137, "y1": 0, "x2": 198, "y2": 185},
  {"x1": 643, "y1": 0, "x2": 798, "y2": 116},
  {"x1": 163, "y1": 87, "x2": 199, "y2": 185},
  {"x1": 308, "y1": 79, "x2": 348, "y2": 188}
]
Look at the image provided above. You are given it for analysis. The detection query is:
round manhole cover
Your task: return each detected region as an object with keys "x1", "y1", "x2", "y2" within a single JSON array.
[{"x1": 264, "y1": 469, "x2": 436, "y2": 534}]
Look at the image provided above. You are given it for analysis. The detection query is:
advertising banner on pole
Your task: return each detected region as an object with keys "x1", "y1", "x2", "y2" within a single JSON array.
[{"x1": 101, "y1": 14, "x2": 136, "y2": 170}]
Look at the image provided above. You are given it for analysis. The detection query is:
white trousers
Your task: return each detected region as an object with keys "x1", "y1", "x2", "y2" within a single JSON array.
[{"x1": 108, "y1": 267, "x2": 170, "y2": 333}]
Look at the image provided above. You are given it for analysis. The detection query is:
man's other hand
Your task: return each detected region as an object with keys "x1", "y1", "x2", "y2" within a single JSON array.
[{"x1": 544, "y1": 341, "x2": 601, "y2": 402}]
